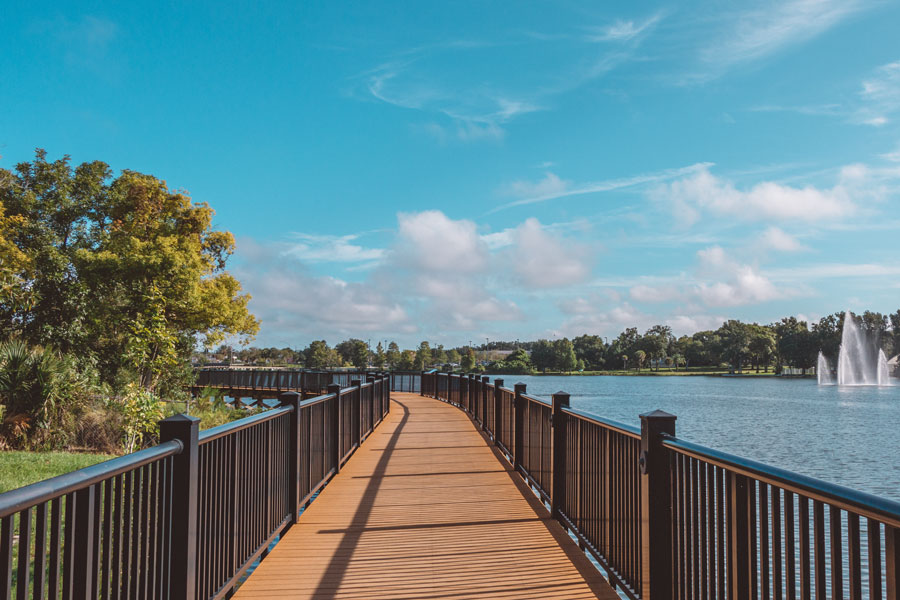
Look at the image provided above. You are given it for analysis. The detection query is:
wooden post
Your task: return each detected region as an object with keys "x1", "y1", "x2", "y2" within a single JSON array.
[
  {"x1": 551, "y1": 392, "x2": 569, "y2": 520},
  {"x1": 473, "y1": 376, "x2": 483, "y2": 426},
  {"x1": 160, "y1": 414, "x2": 200, "y2": 600},
  {"x1": 493, "y1": 378, "x2": 503, "y2": 446},
  {"x1": 639, "y1": 409, "x2": 676, "y2": 600},
  {"x1": 366, "y1": 375, "x2": 375, "y2": 434},
  {"x1": 279, "y1": 391, "x2": 302, "y2": 524},
  {"x1": 461, "y1": 375, "x2": 469, "y2": 412},
  {"x1": 327, "y1": 383, "x2": 342, "y2": 473},
  {"x1": 514, "y1": 383, "x2": 526, "y2": 470}
]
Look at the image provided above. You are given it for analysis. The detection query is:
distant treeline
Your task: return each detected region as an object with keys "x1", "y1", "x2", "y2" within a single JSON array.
[{"x1": 206, "y1": 310, "x2": 900, "y2": 375}]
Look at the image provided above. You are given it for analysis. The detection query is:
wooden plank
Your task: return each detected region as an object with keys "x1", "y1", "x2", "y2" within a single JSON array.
[{"x1": 233, "y1": 392, "x2": 617, "y2": 599}]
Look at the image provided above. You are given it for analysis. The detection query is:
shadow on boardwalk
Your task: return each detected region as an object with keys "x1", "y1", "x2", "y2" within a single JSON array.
[{"x1": 233, "y1": 393, "x2": 617, "y2": 599}]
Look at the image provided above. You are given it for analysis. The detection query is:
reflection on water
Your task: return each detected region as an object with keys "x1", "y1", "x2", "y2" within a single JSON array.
[{"x1": 488, "y1": 375, "x2": 900, "y2": 501}]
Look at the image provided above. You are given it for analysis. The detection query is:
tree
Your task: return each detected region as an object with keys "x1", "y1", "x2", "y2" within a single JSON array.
[
  {"x1": 643, "y1": 325, "x2": 673, "y2": 371},
  {"x1": 373, "y1": 341, "x2": 386, "y2": 369},
  {"x1": 552, "y1": 338, "x2": 577, "y2": 372},
  {"x1": 350, "y1": 340, "x2": 369, "y2": 369},
  {"x1": 386, "y1": 341, "x2": 400, "y2": 368},
  {"x1": 530, "y1": 340, "x2": 554, "y2": 372},
  {"x1": 573, "y1": 334, "x2": 606, "y2": 370},
  {"x1": 717, "y1": 320, "x2": 752, "y2": 372},
  {"x1": 775, "y1": 317, "x2": 817, "y2": 374},
  {"x1": 304, "y1": 340, "x2": 332, "y2": 369},
  {"x1": 460, "y1": 347, "x2": 476, "y2": 372},
  {"x1": 414, "y1": 341, "x2": 432, "y2": 370},
  {"x1": 397, "y1": 349, "x2": 416, "y2": 370},
  {"x1": 2, "y1": 150, "x2": 259, "y2": 393},
  {"x1": 747, "y1": 325, "x2": 776, "y2": 373},
  {"x1": 633, "y1": 350, "x2": 646, "y2": 371},
  {"x1": 431, "y1": 344, "x2": 447, "y2": 365},
  {"x1": 447, "y1": 348, "x2": 461, "y2": 365}
]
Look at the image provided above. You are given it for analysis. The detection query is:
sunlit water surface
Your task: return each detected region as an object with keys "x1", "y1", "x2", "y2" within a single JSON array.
[{"x1": 485, "y1": 375, "x2": 900, "y2": 501}]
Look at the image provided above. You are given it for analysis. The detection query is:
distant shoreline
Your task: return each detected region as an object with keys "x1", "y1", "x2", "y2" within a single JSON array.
[{"x1": 483, "y1": 370, "x2": 814, "y2": 378}]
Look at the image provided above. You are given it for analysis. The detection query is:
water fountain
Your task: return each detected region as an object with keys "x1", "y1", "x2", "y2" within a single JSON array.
[{"x1": 819, "y1": 312, "x2": 894, "y2": 386}]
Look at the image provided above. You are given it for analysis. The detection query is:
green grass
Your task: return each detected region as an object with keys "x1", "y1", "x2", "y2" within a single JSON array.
[{"x1": 0, "y1": 451, "x2": 115, "y2": 494}]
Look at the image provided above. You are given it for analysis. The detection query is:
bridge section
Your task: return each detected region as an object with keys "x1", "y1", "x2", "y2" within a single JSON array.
[{"x1": 233, "y1": 392, "x2": 617, "y2": 599}]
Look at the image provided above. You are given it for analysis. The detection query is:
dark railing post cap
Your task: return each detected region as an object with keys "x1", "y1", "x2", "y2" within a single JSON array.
[
  {"x1": 640, "y1": 409, "x2": 677, "y2": 422},
  {"x1": 160, "y1": 413, "x2": 200, "y2": 425},
  {"x1": 514, "y1": 382, "x2": 527, "y2": 391}
]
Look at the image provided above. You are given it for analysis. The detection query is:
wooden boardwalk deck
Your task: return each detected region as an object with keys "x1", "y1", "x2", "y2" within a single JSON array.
[{"x1": 233, "y1": 392, "x2": 618, "y2": 600}]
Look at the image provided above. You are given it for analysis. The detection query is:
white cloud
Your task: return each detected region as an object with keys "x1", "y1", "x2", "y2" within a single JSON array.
[
  {"x1": 509, "y1": 218, "x2": 591, "y2": 288},
  {"x1": 757, "y1": 227, "x2": 806, "y2": 252},
  {"x1": 656, "y1": 165, "x2": 862, "y2": 225},
  {"x1": 493, "y1": 163, "x2": 712, "y2": 213},
  {"x1": 858, "y1": 60, "x2": 900, "y2": 126},
  {"x1": 284, "y1": 233, "x2": 384, "y2": 263},
  {"x1": 587, "y1": 13, "x2": 664, "y2": 42},
  {"x1": 696, "y1": 0, "x2": 870, "y2": 79},
  {"x1": 629, "y1": 284, "x2": 684, "y2": 303},
  {"x1": 394, "y1": 210, "x2": 488, "y2": 272}
]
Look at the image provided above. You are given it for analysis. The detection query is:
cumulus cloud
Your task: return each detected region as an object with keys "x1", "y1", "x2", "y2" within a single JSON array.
[
  {"x1": 394, "y1": 210, "x2": 488, "y2": 272},
  {"x1": 757, "y1": 226, "x2": 806, "y2": 252},
  {"x1": 509, "y1": 218, "x2": 591, "y2": 288},
  {"x1": 655, "y1": 165, "x2": 861, "y2": 225}
]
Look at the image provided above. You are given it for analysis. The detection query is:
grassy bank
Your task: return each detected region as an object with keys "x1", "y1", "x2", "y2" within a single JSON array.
[{"x1": 0, "y1": 451, "x2": 116, "y2": 494}]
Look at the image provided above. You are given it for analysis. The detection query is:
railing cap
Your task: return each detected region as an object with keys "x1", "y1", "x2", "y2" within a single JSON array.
[{"x1": 640, "y1": 409, "x2": 676, "y2": 421}]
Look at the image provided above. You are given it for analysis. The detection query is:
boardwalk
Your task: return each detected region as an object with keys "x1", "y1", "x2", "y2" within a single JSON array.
[{"x1": 233, "y1": 392, "x2": 618, "y2": 599}]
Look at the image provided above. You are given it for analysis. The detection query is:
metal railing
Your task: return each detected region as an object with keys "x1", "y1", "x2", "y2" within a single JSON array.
[
  {"x1": 421, "y1": 371, "x2": 900, "y2": 600},
  {"x1": 194, "y1": 368, "x2": 418, "y2": 396},
  {"x1": 0, "y1": 374, "x2": 390, "y2": 599}
]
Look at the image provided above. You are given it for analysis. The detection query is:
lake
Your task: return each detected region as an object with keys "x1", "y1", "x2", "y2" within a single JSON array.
[{"x1": 484, "y1": 374, "x2": 900, "y2": 502}]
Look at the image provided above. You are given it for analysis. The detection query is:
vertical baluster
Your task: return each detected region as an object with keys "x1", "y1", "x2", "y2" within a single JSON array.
[
  {"x1": 16, "y1": 508, "x2": 32, "y2": 600},
  {"x1": 761, "y1": 482, "x2": 771, "y2": 600},
  {"x1": 716, "y1": 467, "x2": 725, "y2": 600},
  {"x1": 867, "y1": 519, "x2": 883, "y2": 600},
  {"x1": 773, "y1": 487, "x2": 783, "y2": 600},
  {"x1": 34, "y1": 503, "x2": 48, "y2": 600},
  {"x1": 0, "y1": 514, "x2": 12, "y2": 598},
  {"x1": 830, "y1": 506, "x2": 843, "y2": 600},
  {"x1": 800, "y1": 497, "x2": 811, "y2": 600},
  {"x1": 693, "y1": 458, "x2": 700, "y2": 600},
  {"x1": 62, "y1": 492, "x2": 75, "y2": 599},
  {"x1": 847, "y1": 514, "x2": 861, "y2": 600},
  {"x1": 699, "y1": 462, "x2": 707, "y2": 600},
  {"x1": 886, "y1": 525, "x2": 899, "y2": 600},
  {"x1": 786, "y1": 492, "x2": 796, "y2": 600},
  {"x1": 814, "y1": 501, "x2": 826, "y2": 600}
]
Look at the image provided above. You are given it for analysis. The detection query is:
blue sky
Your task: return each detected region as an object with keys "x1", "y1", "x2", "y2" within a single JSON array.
[{"x1": 2, "y1": 1, "x2": 900, "y2": 348}]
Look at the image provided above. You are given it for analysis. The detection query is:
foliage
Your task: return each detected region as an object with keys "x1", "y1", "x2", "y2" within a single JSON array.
[
  {"x1": 460, "y1": 347, "x2": 476, "y2": 372},
  {"x1": 112, "y1": 384, "x2": 165, "y2": 453},
  {"x1": 373, "y1": 341, "x2": 386, "y2": 369},
  {"x1": 414, "y1": 341, "x2": 432, "y2": 370},
  {"x1": 0, "y1": 150, "x2": 259, "y2": 395}
]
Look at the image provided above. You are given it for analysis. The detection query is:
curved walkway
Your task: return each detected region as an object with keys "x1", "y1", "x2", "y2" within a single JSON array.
[{"x1": 233, "y1": 392, "x2": 617, "y2": 600}]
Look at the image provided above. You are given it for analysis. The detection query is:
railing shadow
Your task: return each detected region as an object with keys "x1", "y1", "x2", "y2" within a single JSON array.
[{"x1": 308, "y1": 398, "x2": 411, "y2": 599}]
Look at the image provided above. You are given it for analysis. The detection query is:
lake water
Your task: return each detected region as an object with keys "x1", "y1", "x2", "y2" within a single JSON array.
[{"x1": 485, "y1": 374, "x2": 900, "y2": 502}]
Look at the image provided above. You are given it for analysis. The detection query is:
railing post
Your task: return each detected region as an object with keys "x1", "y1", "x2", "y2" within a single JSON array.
[
  {"x1": 468, "y1": 374, "x2": 476, "y2": 413},
  {"x1": 279, "y1": 391, "x2": 302, "y2": 524},
  {"x1": 639, "y1": 410, "x2": 677, "y2": 600},
  {"x1": 327, "y1": 383, "x2": 342, "y2": 473},
  {"x1": 366, "y1": 375, "x2": 375, "y2": 433},
  {"x1": 473, "y1": 376, "x2": 482, "y2": 426},
  {"x1": 461, "y1": 375, "x2": 469, "y2": 412},
  {"x1": 350, "y1": 379, "x2": 361, "y2": 446},
  {"x1": 514, "y1": 383, "x2": 526, "y2": 471},
  {"x1": 160, "y1": 414, "x2": 200, "y2": 600},
  {"x1": 493, "y1": 379, "x2": 505, "y2": 445},
  {"x1": 551, "y1": 392, "x2": 569, "y2": 521},
  {"x1": 887, "y1": 525, "x2": 899, "y2": 600}
]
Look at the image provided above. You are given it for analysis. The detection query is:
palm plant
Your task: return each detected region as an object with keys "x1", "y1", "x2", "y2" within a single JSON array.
[{"x1": 0, "y1": 340, "x2": 65, "y2": 444}]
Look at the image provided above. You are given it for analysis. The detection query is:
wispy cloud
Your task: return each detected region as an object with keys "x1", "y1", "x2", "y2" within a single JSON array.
[
  {"x1": 491, "y1": 163, "x2": 712, "y2": 213},
  {"x1": 691, "y1": 0, "x2": 872, "y2": 81},
  {"x1": 283, "y1": 233, "x2": 385, "y2": 263},
  {"x1": 856, "y1": 59, "x2": 900, "y2": 126},
  {"x1": 586, "y1": 13, "x2": 665, "y2": 43}
]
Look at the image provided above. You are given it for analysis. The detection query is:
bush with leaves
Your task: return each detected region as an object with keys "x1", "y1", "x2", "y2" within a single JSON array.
[{"x1": 113, "y1": 384, "x2": 165, "y2": 453}]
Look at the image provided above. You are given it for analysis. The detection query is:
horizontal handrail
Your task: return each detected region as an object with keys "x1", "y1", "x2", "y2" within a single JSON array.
[
  {"x1": 0, "y1": 440, "x2": 183, "y2": 518},
  {"x1": 198, "y1": 404, "x2": 294, "y2": 444},
  {"x1": 662, "y1": 434, "x2": 900, "y2": 528},
  {"x1": 561, "y1": 405, "x2": 641, "y2": 438},
  {"x1": 300, "y1": 392, "x2": 335, "y2": 407}
]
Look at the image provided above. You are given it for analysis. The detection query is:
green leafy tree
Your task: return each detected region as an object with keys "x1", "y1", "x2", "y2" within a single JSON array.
[
  {"x1": 447, "y1": 348, "x2": 461, "y2": 365},
  {"x1": 572, "y1": 334, "x2": 606, "y2": 370},
  {"x1": 397, "y1": 349, "x2": 416, "y2": 370},
  {"x1": 530, "y1": 340, "x2": 554, "y2": 372},
  {"x1": 432, "y1": 344, "x2": 447, "y2": 365},
  {"x1": 775, "y1": 317, "x2": 817, "y2": 374},
  {"x1": 643, "y1": 325, "x2": 673, "y2": 371},
  {"x1": 386, "y1": 341, "x2": 400, "y2": 369},
  {"x1": 460, "y1": 347, "x2": 476, "y2": 372},
  {"x1": 414, "y1": 341, "x2": 432, "y2": 370},
  {"x1": 747, "y1": 325, "x2": 777, "y2": 373},
  {"x1": 633, "y1": 350, "x2": 646, "y2": 371},
  {"x1": 305, "y1": 340, "x2": 332, "y2": 369},
  {"x1": 717, "y1": 320, "x2": 752, "y2": 372},
  {"x1": 552, "y1": 338, "x2": 577, "y2": 372},
  {"x1": 373, "y1": 341, "x2": 386, "y2": 369}
]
